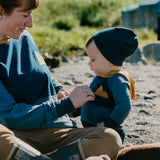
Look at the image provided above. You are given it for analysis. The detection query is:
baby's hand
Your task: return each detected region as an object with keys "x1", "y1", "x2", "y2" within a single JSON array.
[{"x1": 57, "y1": 90, "x2": 71, "y2": 100}]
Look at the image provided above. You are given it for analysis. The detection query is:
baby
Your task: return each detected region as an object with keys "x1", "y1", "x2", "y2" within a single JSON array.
[{"x1": 81, "y1": 27, "x2": 139, "y2": 143}]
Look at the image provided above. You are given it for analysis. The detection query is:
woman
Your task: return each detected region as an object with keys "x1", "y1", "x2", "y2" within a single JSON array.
[{"x1": 0, "y1": 0, "x2": 122, "y2": 159}]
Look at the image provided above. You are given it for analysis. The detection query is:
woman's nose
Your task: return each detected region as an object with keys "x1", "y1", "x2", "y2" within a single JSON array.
[{"x1": 25, "y1": 14, "x2": 33, "y2": 28}]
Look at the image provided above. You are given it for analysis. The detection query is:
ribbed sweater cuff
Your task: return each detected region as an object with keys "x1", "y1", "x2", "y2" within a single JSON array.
[{"x1": 55, "y1": 97, "x2": 75, "y2": 117}]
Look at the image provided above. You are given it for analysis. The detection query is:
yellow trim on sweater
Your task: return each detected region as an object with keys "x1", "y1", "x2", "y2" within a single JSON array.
[
  {"x1": 0, "y1": 36, "x2": 10, "y2": 45},
  {"x1": 100, "y1": 69, "x2": 136, "y2": 100},
  {"x1": 95, "y1": 86, "x2": 109, "y2": 98}
]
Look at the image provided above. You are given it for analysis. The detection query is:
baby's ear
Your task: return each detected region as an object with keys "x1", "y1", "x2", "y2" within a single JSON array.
[{"x1": 117, "y1": 143, "x2": 160, "y2": 160}]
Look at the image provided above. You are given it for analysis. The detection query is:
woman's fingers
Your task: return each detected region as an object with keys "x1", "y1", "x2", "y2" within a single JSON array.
[{"x1": 69, "y1": 85, "x2": 95, "y2": 109}]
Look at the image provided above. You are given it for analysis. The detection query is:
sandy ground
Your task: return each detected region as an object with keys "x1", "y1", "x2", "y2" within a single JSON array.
[{"x1": 51, "y1": 56, "x2": 160, "y2": 146}]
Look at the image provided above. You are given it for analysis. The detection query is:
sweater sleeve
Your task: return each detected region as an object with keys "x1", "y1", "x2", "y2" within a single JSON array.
[
  {"x1": 108, "y1": 74, "x2": 131, "y2": 125},
  {"x1": 0, "y1": 81, "x2": 75, "y2": 129},
  {"x1": 52, "y1": 78, "x2": 64, "y2": 93}
]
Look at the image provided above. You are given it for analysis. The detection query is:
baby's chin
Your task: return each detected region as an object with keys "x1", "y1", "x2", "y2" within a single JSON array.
[{"x1": 96, "y1": 72, "x2": 104, "y2": 76}]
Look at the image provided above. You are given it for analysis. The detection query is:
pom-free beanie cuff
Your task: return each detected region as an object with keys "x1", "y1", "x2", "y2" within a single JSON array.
[{"x1": 93, "y1": 27, "x2": 139, "y2": 66}]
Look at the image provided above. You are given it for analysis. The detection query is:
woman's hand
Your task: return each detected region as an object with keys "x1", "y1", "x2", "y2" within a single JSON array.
[{"x1": 69, "y1": 85, "x2": 95, "y2": 109}]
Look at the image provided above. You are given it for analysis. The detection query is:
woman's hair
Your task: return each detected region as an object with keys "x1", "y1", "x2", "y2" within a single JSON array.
[{"x1": 0, "y1": 0, "x2": 39, "y2": 15}]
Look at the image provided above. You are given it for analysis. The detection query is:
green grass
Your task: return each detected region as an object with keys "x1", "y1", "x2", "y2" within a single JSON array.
[
  {"x1": 135, "y1": 28, "x2": 157, "y2": 46},
  {"x1": 28, "y1": 0, "x2": 157, "y2": 57}
]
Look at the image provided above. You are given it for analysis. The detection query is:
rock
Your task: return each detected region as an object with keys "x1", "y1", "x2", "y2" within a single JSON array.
[
  {"x1": 142, "y1": 41, "x2": 160, "y2": 63},
  {"x1": 126, "y1": 41, "x2": 160, "y2": 65},
  {"x1": 61, "y1": 56, "x2": 70, "y2": 63},
  {"x1": 84, "y1": 73, "x2": 94, "y2": 78},
  {"x1": 72, "y1": 80, "x2": 83, "y2": 84},
  {"x1": 44, "y1": 53, "x2": 62, "y2": 68},
  {"x1": 126, "y1": 47, "x2": 146, "y2": 64},
  {"x1": 63, "y1": 80, "x2": 75, "y2": 85},
  {"x1": 139, "y1": 110, "x2": 149, "y2": 115},
  {"x1": 144, "y1": 96, "x2": 154, "y2": 100},
  {"x1": 147, "y1": 90, "x2": 156, "y2": 94}
]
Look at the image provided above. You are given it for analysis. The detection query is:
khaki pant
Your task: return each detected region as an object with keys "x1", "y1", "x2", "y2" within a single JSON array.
[{"x1": 0, "y1": 124, "x2": 122, "y2": 160}]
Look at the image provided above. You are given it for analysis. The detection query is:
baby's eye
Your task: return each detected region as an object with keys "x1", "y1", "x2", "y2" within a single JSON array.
[{"x1": 23, "y1": 14, "x2": 29, "y2": 17}]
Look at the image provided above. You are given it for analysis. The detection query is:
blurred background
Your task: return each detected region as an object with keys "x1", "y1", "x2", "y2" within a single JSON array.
[{"x1": 29, "y1": 0, "x2": 158, "y2": 60}]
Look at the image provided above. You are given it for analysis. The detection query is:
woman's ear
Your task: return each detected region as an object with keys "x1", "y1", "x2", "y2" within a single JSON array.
[{"x1": 0, "y1": 6, "x2": 5, "y2": 17}]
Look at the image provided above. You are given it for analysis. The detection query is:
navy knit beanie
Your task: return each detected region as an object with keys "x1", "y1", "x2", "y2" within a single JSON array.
[{"x1": 93, "y1": 27, "x2": 139, "y2": 66}]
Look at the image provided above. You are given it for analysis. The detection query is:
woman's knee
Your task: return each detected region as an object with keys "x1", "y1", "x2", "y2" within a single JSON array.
[
  {"x1": 0, "y1": 124, "x2": 18, "y2": 160},
  {"x1": 0, "y1": 124, "x2": 14, "y2": 135},
  {"x1": 80, "y1": 127, "x2": 122, "y2": 160},
  {"x1": 0, "y1": 124, "x2": 17, "y2": 144}
]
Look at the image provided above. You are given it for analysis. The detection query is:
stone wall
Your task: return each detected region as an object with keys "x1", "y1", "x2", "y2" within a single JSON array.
[{"x1": 121, "y1": 0, "x2": 159, "y2": 32}]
